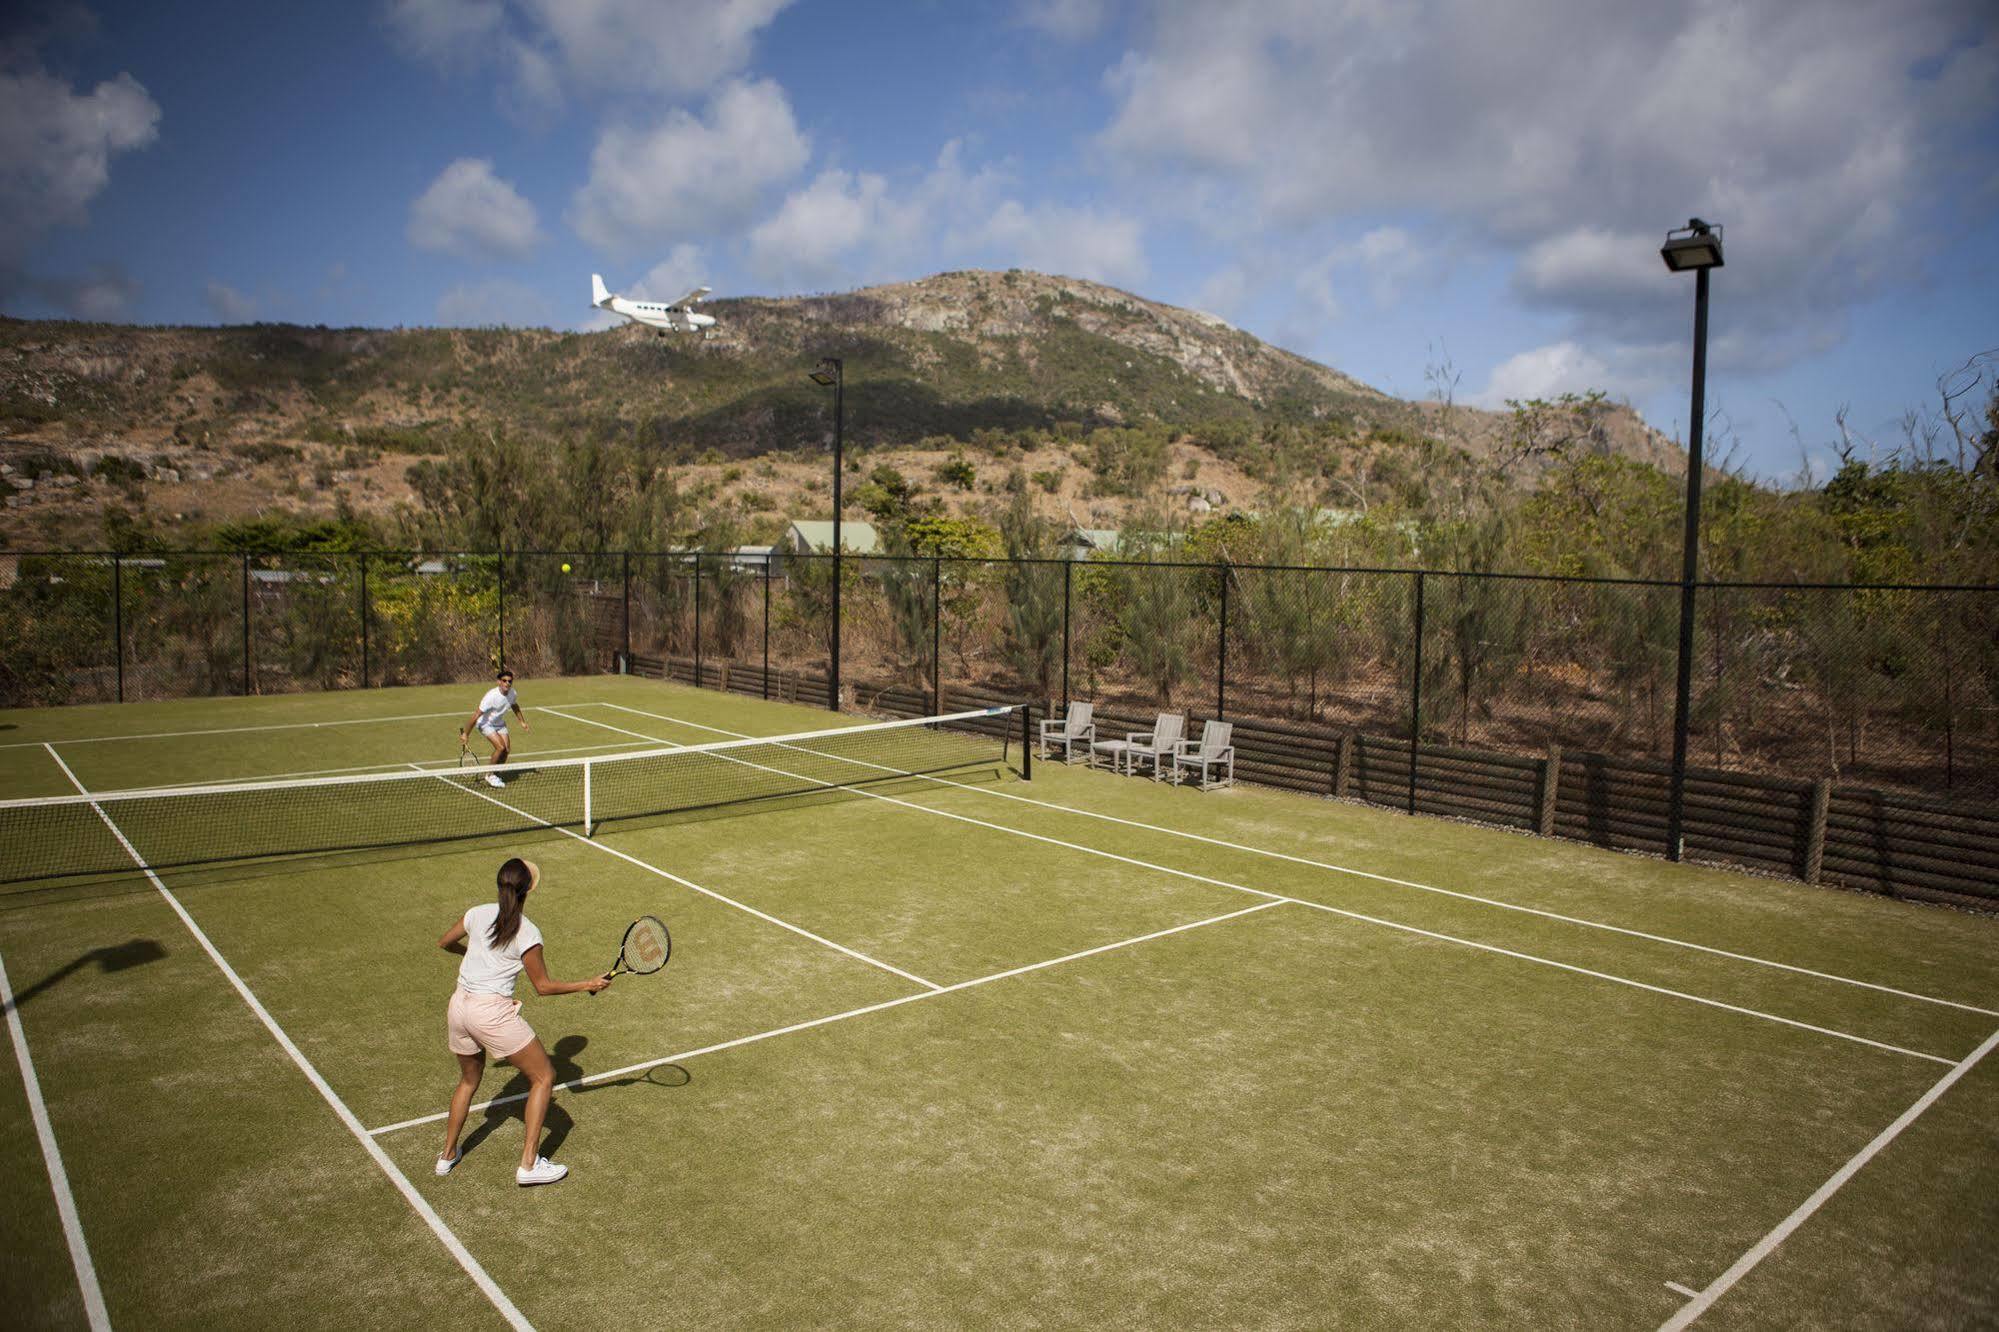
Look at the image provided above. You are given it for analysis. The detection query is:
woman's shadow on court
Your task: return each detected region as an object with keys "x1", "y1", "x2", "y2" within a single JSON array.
[
  {"x1": 462, "y1": 1034, "x2": 590, "y2": 1160},
  {"x1": 460, "y1": 1035, "x2": 691, "y2": 1161}
]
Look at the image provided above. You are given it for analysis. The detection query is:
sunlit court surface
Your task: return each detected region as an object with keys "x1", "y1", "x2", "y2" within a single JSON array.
[{"x1": 2, "y1": 676, "x2": 1995, "y2": 1330}]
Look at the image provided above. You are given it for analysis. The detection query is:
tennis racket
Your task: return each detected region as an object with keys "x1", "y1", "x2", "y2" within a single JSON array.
[
  {"x1": 458, "y1": 733, "x2": 479, "y2": 770},
  {"x1": 590, "y1": 915, "x2": 671, "y2": 995}
]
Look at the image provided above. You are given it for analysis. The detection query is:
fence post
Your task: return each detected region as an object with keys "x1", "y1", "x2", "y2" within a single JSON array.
[
  {"x1": 241, "y1": 551, "x2": 252, "y2": 696},
  {"x1": 1216, "y1": 562, "x2": 1228, "y2": 719},
  {"x1": 693, "y1": 553, "x2": 703, "y2": 689},
  {"x1": 359, "y1": 553, "x2": 370, "y2": 688},
  {"x1": 496, "y1": 548, "x2": 507, "y2": 670},
  {"x1": 1408, "y1": 570, "x2": 1425, "y2": 816},
  {"x1": 621, "y1": 551, "x2": 631, "y2": 667},
  {"x1": 1803, "y1": 778, "x2": 1831, "y2": 884},
  {"x1": 762, "y1": 555, "x2": 771, "y2": 699},
  {"x1": 931, "y1": 557, "x2": 943, "y2": 713},
  {"x1": 113, "y1": 554, "x2": 125, "y2": 702},
  {"x1": 1335, "y1": 730, "x2": 1353, "y2": 799},
  {"x1": 1062, "y1": 560, "x2": 1073, "y2": 711},
  {"x1": 1538, "y1": 743, "x2": 1562, "y2": 836}
]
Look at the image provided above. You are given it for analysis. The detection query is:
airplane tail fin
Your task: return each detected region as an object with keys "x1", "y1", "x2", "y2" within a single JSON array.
[{"x1": 591, "y1": 274, "x2": 613, "y2": 308}]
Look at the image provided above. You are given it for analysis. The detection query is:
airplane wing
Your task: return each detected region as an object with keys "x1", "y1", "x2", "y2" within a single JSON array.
[{"x1": 669, "y1": 286, "x2": 712, "y2": 309}]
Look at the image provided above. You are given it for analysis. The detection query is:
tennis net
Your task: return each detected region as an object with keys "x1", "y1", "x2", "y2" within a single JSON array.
[{"x1": 0, "y1": 705, "x2": 1027, "y2": 883}]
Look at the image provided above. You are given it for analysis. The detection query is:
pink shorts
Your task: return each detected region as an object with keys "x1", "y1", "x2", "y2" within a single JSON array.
[{"x1": 446, "y1": 988, "x2": 537, "y2": 1059}]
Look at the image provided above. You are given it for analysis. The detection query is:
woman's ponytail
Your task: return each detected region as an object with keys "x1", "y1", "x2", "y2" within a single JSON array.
[{"x1": 490, "y1": 857, "x2": 533, "y2": 947}]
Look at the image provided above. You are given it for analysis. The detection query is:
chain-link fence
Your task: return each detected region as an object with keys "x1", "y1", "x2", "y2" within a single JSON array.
[{"x1": 5, "y1": 548, "x2": 1992, "y2": 904}]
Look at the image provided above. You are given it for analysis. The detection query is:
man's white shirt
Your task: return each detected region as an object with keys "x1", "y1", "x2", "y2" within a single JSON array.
[{"x1": 475, "y1": 686, "x2": 517, "y2": 733}]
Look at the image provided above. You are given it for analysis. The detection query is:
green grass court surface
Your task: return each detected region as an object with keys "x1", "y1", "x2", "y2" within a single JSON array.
[{"x1": 2, "y1": 677, "x2": 1996, "y2": 1330}]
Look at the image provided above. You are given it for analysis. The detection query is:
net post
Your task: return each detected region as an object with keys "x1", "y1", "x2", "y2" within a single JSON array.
[
  {"x1": 1408, "y1": 570, "x2": 1425, "y2": 816},
  {"x1": 1021, "y1": 705, "x2": 1033, "y2": 781},
  {"x1": 621, "y1": 551, "x2": 631, "y2": 666},
  {"x1": 359, "y1": 553, "x2": 371, "y2": 688},
  {"x1": 113, "y1": 554, "x2": 125, "y2": 703},
  {"x1": 241, "y1": 551, "x2": 253, "y2": 696},
  {"x1": 584, "y1": 757, "x2": 594, "y2": 837}
]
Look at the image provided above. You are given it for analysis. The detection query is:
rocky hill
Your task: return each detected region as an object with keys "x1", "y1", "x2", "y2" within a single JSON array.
[{"x1": 0, "y1": 269, "x2": 1681, "y2": 546}]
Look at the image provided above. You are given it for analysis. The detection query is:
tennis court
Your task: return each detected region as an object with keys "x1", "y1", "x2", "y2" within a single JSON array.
[{"x1": 2, "y1": 675, "x2": 1995, "y2": 1330}]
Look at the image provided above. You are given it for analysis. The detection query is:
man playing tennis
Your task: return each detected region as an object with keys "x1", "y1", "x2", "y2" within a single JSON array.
[
  {"x1": 461, "y1": 669, "x2": 530, "y2": 788},
  {"x1": 435, "y1": 857, "x2": 611, "y2": 1186}
]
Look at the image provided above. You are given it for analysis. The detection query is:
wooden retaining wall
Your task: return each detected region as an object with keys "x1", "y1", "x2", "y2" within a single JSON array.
[{"x1": 625, "y1": 661, "x2": 1998, "y2": 910}]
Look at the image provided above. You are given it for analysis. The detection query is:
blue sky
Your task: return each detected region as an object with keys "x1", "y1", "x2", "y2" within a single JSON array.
[{"x1": 3, "y1": 0, "x2": 1995, "y2": 480}]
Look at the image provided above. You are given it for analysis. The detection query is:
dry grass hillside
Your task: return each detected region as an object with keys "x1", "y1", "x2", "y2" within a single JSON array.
[{"x1": 0, "y1": 269, "x2": 1681, "y2": 547}]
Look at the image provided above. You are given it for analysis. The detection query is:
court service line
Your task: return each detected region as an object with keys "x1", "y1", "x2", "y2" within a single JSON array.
[
  {"x1": 594, "y1": 702, "x2": 1999, "y2": 1020},
  {"x1": 0, "y1": 708, "x2": 474, "y2": 749},
  {"x1": 43, "y1": 745, "x2": 535, "y2": 1332},
  {"x1": 106, "y1": 738, "x2": 655, "y2": 792},
  {"x1": 408, "y1": 760, "x2": 942, "y2": 992},
  {"x1": 367, "y1": 900, "x2": 1288, "y2": 1135},
  {"x1": 569, "y1": 712, "x2": 1954, "y2": 1067},
  {"x1": 0, "y1": 946, "x2": 111, "y2": 1330},
  {"x1": 1660, "y1": 1024, "x2": 1999, "y2": 1330}
]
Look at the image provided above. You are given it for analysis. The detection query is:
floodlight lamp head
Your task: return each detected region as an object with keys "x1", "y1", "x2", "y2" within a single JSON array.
[
  {"x1": 809, "y1": 356, "x2": 842, "y2": 387},
  {"x1": 1660, "y1": 218, "x2": 1724, "y2": 273}
]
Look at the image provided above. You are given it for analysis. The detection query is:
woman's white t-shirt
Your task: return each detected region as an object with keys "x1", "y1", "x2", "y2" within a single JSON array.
[{"x1": 457, "y1": 902, "x2": 543, "y2": 996}]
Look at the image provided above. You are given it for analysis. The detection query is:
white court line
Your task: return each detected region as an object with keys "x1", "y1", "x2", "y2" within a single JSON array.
[
  {"x1": 594, "y1": 701, "x2": 1999, "y2": 1019},
  {"x1": 1659, "y1": 1024, "x2": 1999, "y2": 1330},
  {"x1": 369, "y1": 900, "x2": 1287, "y2": 1135},
  {"x1": 100, "y1": 738, "x2": 654, "y2": 792},
  {"x1": 0, "y1": 945, "x2": 111, "y2": 1330},
  {"x1": 0, "y1": 708, "x2": 471, "y2": 749},
  {"x1": 409, "y1": 761, "x2": 941, "y2": 992},
  {"x1": 45, "y1": 745, "x2": 534, "y2": 1332},
  {"x1": 1664, "y1": 1282, "x2": 1700, "y2": 1300},
  {"x1": 569, "y1": 709, "x2": 1954, "y2": 1067}
]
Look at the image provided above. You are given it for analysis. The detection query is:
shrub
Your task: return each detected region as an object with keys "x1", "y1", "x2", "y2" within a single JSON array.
[{"x1": 935, "y1": 453, "x2": 977, "y2": 489}]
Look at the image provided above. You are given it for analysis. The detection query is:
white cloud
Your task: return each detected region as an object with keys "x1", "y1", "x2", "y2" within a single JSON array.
[
  {"x1": 1095, "y1": 0, "x2": 1999, "y2": 371},
  {"x1": 973, "y1": 200, "x2": 1146, "y2": 285},
  {"x1": 408, "y1": 158, "x2": 541, "y2": 260},
  {"x1": 0, "y1": 64, "x2": 160, "y2": 265},
  {"x1": 383, "y1": 0, "x2": 790, "y2": 107},
  {"x1": 435, "y1": 277, "x2": 554, "y2": 326},
  {"x1": 1018, "y1": 0, "x2": 1111, "y2": 41},
  {"x1": 570, "y1": 78, "x2": 810, "y2": 252},
  {"x1": 1472, "y1": 338, "x2": 1678, "y2": 410},
  {"x1": 204, "y1": 280, "x2": 257, "y2": 322},
  {"x1": 630, "y1": 244, "x2": 711, "y2": 301},
  {"x1": 742, "y1": 140, "x2": 1148, "y2": 291}
]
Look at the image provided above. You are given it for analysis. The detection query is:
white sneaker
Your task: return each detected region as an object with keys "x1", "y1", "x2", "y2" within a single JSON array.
[
  {"x1": 435, "y1": 1150, "x2": 460, "y2": 1176},
  {"x1": 516, "y1": 1156, "x2": 567, "y2": 1187},
  {"x1": 485, "y1": 773, "x2": 505, "y2": 788}
]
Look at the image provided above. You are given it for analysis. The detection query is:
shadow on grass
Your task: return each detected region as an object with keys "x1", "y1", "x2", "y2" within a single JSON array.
[
  {"x1": 458, "y1": 1036, "x2": 691, "y2": 1163},
  {"x1": 4, "y1": 938, "x2": 167, "y2": 1009}
]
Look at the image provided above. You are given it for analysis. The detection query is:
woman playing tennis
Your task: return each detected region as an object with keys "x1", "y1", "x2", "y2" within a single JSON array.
[
  {"x1": 460, "y1": 669, "x2": 530, "y2": 789},
  {"x1": 435, "y1": 857, "x2": 610, "y2": 1185}
]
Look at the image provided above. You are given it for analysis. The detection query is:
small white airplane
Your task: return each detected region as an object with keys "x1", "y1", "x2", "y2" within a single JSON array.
[{"x1": 591, "y1": 273, "x2": 715, "y2": 335}]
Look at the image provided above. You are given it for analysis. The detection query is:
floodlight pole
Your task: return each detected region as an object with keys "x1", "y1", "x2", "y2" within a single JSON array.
[
  {"x1": 811, "y1": 357, "x2": 845, "y2": 711},
  {"x1": 1664, "y1": 229, "x2": 1716, "y2": 863}
]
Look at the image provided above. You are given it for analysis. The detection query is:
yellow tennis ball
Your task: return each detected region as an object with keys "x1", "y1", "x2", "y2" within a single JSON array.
[{"x1": 561, "y1": 562, "x2": 572, "y2": 573}]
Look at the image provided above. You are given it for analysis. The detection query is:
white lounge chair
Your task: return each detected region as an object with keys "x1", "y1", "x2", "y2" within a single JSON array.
[
  {"x1": 1124, "y1": 712, "x2": 1186, "y2": 780},
  {"x1": 1172, "y1": 720, "x2": 1235, "y2": 790},
  {"x1": 1039, "y1": 702, "x2": 1094, "y2": 764}
]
